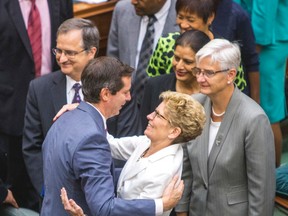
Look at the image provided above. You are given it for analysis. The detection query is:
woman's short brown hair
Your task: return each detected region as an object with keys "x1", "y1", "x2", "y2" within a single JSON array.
[{"x1": 160, "y1": 91, "x2": 206, "y2": 143}]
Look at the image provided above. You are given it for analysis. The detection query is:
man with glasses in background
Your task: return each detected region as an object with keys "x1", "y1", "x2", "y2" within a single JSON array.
[{"x1": 22, "y1": 18, "x2": 99, "y2": 209}]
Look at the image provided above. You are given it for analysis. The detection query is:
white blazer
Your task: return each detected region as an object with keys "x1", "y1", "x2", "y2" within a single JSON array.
[{"x1": 108, "y1": 135, "x2": 183, "y2": 216}]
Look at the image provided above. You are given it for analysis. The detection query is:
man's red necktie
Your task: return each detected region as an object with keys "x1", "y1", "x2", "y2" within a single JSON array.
[{"x1": 27, "y1": 0, "x2": 42, "y2": 77}]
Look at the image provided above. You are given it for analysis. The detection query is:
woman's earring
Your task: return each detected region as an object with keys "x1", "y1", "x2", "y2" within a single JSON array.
[{"x1": 227, "y1": 81, "x2": 231, "y2": 84}]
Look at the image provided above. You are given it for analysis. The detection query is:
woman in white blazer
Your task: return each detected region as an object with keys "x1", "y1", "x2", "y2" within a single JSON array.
[
  {"x1": 175, "y1": 39, "x2": 275, "y2": 216},
  {"x1": 61, "y1": 91, "x2": 206, "y2": 216}
]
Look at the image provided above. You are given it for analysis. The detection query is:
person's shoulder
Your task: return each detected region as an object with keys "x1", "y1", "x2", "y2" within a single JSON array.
[
  {"x1": 160, "y1": 32, "x2": 180, "y2": 41},
  {"x1": 115, "y1": 0, "x2": 133, "y2": 11},
  {"x1": 113, "y1": 0, "x2": 135, "y2": 20},
  {"x1": 236, "y1": 90, "x2": 268, "y2": 119},
  {"x1": 147, "y1": 145, "x2": 182, "y2": 175},
  {"x1": 147, "y1": 73, "x2": 175, "y2": 86},
  {"x1": 192, "y1": 93, "x2": 207, "y2": 105},
  {"x1": 30, "y1": 70, "x2": 62, "y2": 86},
  {"x1": 231, "y1": 1, "x2": 250, "y2": 20},
  {"x1": 154, "y1": 32, "x2": 179, "y2": 55}
]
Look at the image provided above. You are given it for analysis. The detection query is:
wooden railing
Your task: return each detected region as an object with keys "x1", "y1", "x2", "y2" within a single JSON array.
[{"x1": 73, "y1": 0, "x2": 118, "y2": 56}]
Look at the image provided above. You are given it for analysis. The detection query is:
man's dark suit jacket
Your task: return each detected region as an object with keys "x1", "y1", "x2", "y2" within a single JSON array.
[
  {"x1": 22, "y1": 71, "x2": 67, "y2": 195},
  {"x1": 140, "y1": 73, "x2": 176, "y2": 133},
  {"x1": 106, "y1": 0, "x2": 179, "y2": 138},
  {"x1": 0, "y1": 0, "x2": 73, "y2": 136}
]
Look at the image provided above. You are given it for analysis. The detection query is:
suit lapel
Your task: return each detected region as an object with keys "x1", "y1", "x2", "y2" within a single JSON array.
[
  {"x1": 123, "y1": 158, "x2": 149, "y2": 181},
  {"x1": 121, "y1": 143, "x2": 180, "y2": 182},
  {"x1": 198, "y1": 98, "x2": 211, "y2": 185},
  {"x1": 207, "y1": 87, "x2": 242, "y2": 176},
  {"x1": 162, "y1": 0, "x2": 179, "y2": 35},
  {"x1": 120, "y1": 141, "x2": 150, "y2": 182},
  {"x1": 47, "y1": 0, "x2": 59, "y2": 68},
  {"x1": 51, "y1": 71, "x2": 67, "y2": 114},
  {"x1": 47, "y1": 0, "x2": 59, "y2": 35},
  {"x1": 7, "y1": 0, "x2": 33, "y2": 60},
  {"x1": 77, "y1": 102, "x2": 106, "y2": 133},
  {"x1": 129, "y1": 13, "x2": 141, "y2": 69}
]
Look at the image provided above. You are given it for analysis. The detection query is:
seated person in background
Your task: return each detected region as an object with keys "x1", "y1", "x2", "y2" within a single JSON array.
[
  {"x1": 0, "y1": 178, "x2": 39, "y2": 216},
  {"x1": 276, "y1": 164, "x2": 288, "y2": 199},
  {"x1": 0, "y1": 179, "x2": 18, "y2": 209},
  {"x1": 140, "y1": 30, "x2": 210, "y2": 132},
  {"x1": 59, "y1": 91, "x2": 206, "y2": 216}
]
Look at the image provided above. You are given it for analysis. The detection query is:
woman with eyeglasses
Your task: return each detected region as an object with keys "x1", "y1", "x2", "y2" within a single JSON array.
[
  {"x1": 146, "y1": 0, "x2": 259, "y2": 103},
  {"x1": 58, "y1": 91, "x2": 206, "y2": 216},
  {"x1": 174, "y1": 39, "x2": 275, "y2": 216},
  {"x1": 140, "y1": 30, "x2": 209, "y2": 133}
]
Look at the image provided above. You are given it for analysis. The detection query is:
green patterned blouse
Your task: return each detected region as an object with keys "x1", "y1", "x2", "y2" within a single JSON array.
[{"x1": 146, "y1": 32, "x2": 247, "y2": 91}]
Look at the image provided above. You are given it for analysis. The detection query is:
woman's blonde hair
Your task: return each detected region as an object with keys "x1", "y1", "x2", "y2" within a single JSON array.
[{"x1": 160, "y1": 91, "x2": 206, "y2": 143}]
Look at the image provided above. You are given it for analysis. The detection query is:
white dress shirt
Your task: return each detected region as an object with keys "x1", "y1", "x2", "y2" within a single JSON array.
[{"x1": 135, "y1": 0, "x2": 171, "y2": 69}]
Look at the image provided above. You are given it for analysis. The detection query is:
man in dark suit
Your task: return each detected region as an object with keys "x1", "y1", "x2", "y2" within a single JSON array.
[
  {"x1": 106, "y1": 0, "x2": 179, "y2": 138},
  {"x1": 0, "y1": 0, "x2": 73, "y2": 211},
  {"x1": 41, "y1": 56, "x2": 183, "y2": 215},
  {"x1": 22, "y1": 18, "x2": 99, "y2": 206}
]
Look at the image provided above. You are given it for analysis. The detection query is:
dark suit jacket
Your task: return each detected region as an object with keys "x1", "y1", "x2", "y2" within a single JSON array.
[
  {"x1": 106, "y1": 0, "x2": 179, "y2": 137},
  {"x1": 0, "y1": 0, "x2": 73, "y2": 136},
  {"x1": 22, "y1": 71, "x2": 67, "y2": 194},
  {"x1": 212, "y1": 0, "x2": 259, "y2": 95},
  {"x1": 140, "y1": 73, "x2": 176, "y2": 132},
  {"x1": 41, "y1": 102, "x2": 155, "y2": 216}
]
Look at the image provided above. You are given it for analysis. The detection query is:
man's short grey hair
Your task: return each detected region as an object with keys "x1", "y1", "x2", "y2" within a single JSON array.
[
  {"x1": 57, "y1": 18, "x2": 100, "y2": 57},
  {"x1": 195, "y1": 38, "x2": 241, "y2": 71}
]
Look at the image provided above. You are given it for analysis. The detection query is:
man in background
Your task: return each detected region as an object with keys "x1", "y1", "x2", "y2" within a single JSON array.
[
  {"x1": 0, "y1": 0, "x2": 73, "y2": 211},
  {"x1": 22, "y1": 18, "x2": 99, "y2": 208},
  {"x1": 106, "y1": 0, "x2": 179, "y2": 138}
]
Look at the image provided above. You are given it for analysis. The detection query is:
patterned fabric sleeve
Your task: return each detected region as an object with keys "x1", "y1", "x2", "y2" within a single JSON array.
[
  {"x1": 147, "y1": 31, "x2": 247, "y2": 91},
  {"x1": 147, "y1": 32, "x2": 180, "y2": 77}
]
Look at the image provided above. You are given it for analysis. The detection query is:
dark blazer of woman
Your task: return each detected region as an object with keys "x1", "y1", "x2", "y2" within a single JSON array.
[{"x1": 140, "y1": 73, "x2": 176, "y2": 132}]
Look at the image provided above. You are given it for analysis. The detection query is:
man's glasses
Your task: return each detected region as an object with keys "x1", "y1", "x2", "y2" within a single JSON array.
[
  {"x1": 52, "y1": 48, "x2": 87, "y2": 58},
  {"x1": 191, "y1": 67, "x2": 230, "y2": 78},
  {"x1": 152, "y1": 109, "x2": 170, "y2": 123}
]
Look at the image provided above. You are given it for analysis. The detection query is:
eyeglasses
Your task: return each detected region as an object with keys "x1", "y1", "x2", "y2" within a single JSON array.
[
  {"x1": 52, "y1": 48, "x2": 87, "y2": 58},
  {"x1": 152, "y1": 109, "x2": 170, "y2": 123},
  {"x1": 191, "y1": 67, "x2": 230, "y2": 78}
]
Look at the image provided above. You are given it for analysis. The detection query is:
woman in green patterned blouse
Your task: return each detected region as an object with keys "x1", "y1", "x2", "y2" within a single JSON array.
[{"x1": 147, "y1": 0, "x2": 247, "y2": 92}]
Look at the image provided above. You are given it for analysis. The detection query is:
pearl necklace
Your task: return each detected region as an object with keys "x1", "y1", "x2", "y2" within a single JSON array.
[{"x1": 212, "y1": 106, "x2": 225, "y2": 117}]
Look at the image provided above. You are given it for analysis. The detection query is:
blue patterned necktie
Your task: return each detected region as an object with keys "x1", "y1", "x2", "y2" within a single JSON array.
[
  {"x1": 72, "y1": 83, "x2": 82, "y2": 103},
  {"x1": 134, "y1": 15, "x2": 157, "y2": 105}
]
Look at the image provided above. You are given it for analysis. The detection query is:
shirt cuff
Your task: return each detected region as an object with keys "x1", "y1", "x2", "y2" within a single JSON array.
[
  {"x1": 155, "y1": 198, "x2": 163, "y2": 216},
  {"x1": 0, "y1": 186, "x2": 8, "y2": 204}
]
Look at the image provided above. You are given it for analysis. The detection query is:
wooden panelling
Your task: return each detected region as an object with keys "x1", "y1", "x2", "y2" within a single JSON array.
[{"x1": 73, "y1": 0, "x2": 118, "y2": 56}]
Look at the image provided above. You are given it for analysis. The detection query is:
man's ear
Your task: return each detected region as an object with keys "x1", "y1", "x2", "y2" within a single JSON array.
[
  {"x1": 168, "y1": 127, "x2": 182, "y2": 140},
  {"x1": 88, "y1": 47, "x2": 97, "y2": 59},
  {"x1": 100, "y1": 88, "x2": 110, "y2": 102}
]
